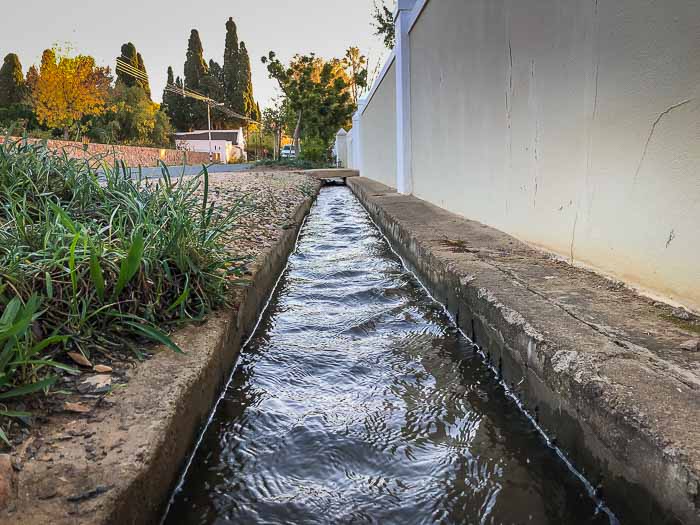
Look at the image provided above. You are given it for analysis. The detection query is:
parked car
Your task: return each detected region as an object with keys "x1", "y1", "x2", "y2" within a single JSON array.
[{"x1": 280, "y1": 145, "x2": 297, "y2": 159}]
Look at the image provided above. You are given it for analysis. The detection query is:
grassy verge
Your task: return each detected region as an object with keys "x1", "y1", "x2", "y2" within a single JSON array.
[
  {"x1": 0, "y1": 138, "x2": 245, "y2": 445},
  {"x1": 254, "y1": 158, "x2": 334, "y2": 170}
]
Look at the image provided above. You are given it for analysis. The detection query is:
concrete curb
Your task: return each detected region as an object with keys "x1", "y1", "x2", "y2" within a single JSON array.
[
  {"x1": 1, "y1": 189, "x2": 319, "y2": 525},
  {"x1": 348, "y1": 177, "x2": 700, "y2": 525}
]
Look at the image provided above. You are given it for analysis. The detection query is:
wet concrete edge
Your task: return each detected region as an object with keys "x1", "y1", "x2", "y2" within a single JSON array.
[
  {"x1": 0, "y1": 184, "x2": 320, "y2": 525},
  {"x1": 348, "y1": 177, "x2": 699, "y2": 525}
]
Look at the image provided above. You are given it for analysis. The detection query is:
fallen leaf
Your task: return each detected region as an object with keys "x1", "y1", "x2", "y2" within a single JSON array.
[
  {"x1": 67, "y1": 352, "x2": 92, "y2": 368},
  {"x1": 93, "y1": 365, "x2": 113, "y2": 374},
  {"x1": 77, "y1": 374, "x2": 112, "y2": 394},
  {"x1": 64, "y1": 402, "x2": 90, "y2": 414}
]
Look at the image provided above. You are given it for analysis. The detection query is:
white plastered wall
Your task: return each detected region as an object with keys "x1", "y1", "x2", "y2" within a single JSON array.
[
  {"x1": 408, "y1": 0, "x2": 700, "y2": 311},
  {"x1": 361, "y1": 61, "x2": 398, "y2": 189}
]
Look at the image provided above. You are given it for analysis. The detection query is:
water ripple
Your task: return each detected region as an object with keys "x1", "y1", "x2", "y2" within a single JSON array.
[{"x1": 164, "y1": 187, "x2": 609, "y2": 525}]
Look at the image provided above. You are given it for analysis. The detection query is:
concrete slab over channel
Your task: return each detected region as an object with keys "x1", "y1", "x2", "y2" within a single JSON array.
[
  {"x1": 0, "y1": 179, "x2": 320, "y2": 525},
  {"x1": 301, "y1": 168, "x2": 359, "y2": 181},
  {"x1": 348, "y1": 177, "x2": 700, "y2": 525}
]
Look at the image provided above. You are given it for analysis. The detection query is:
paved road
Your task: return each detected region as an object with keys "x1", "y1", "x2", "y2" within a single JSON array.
[
  {"x1": 98, "y1": 163, "x2": 255, "y2": 180},
  {"x1": 138, "y1": 163, "x2": 254, "y2": 179}
]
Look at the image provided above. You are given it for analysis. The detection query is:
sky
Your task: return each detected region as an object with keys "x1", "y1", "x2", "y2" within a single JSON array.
[{"x1": 0, "y1": 0, "x2": 390, "y2": 108}]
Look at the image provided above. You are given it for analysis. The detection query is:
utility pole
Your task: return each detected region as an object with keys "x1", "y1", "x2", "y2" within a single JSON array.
[{"x1": 207, "y1": 103, "x2": 213, "y2": 163}]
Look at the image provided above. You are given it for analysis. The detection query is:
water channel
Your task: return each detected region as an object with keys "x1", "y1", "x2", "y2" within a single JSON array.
[{"x1": 163, "y1": 186, "x2": 613, "y2": 525}]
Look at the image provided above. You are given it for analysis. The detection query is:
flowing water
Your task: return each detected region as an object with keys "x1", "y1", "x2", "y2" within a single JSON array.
[{"x1": 164, "y1": 187, "x2": 611, "y2": 525}]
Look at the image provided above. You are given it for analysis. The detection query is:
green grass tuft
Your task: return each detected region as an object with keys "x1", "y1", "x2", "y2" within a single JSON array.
[{"x1": 0, "y1": 137, "x2": 247, "y2": 441}]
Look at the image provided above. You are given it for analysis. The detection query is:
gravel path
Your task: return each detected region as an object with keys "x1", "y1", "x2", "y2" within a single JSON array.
[{"x1": 205, "y1": 171, "x2": 319, "y2": 269}]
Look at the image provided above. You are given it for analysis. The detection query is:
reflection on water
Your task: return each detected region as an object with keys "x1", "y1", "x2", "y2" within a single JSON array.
[{"x1": 164, "y1": 187, "x2": 610, "y2": 525}]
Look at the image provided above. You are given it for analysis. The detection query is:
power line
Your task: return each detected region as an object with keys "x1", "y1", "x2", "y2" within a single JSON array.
[
  {"x1": 117, "y1": 57, "x2": 259, "y2": 124},
  {"x1": 115, "y1": 58, "x2": 149, "y2": 83},
  {"x1": 164, "y1": 83, "x2": 259, "y2": 124}
]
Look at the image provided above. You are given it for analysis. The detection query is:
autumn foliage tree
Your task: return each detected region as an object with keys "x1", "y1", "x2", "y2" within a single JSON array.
[
  {"x1": 33, "y1": 48, "x2": 111, "y2": 139},
  {"x1": 262, "y1": 50, "x2": 366, "y2": 154}
]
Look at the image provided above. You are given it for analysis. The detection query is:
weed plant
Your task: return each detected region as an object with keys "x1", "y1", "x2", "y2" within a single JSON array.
[{"x1": 0, "y1": 138, "x2": 244, "y2": 443}]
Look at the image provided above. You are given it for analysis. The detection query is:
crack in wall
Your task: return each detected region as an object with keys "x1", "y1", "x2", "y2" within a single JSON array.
[
  {"x1": 666, "y1": 229, "x2": 676, "y2": 249},
  {"x1": 634, "y1": 99, "x2": 694, "y2": 182},
  {"x1": 506, "y1": 31, "x2": 514, "y2": 169},
  {"x1": 570, "y1": 212, "x2": 578, "y2": 264},
  {"x1": 584, "y1": 0, "x2": 601, "y2": 227}
]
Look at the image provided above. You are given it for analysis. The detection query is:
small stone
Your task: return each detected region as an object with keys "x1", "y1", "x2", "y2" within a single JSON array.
[
  {"x1": 77, "y1": 375, "x2": 112, "y2": 395},
  {"x1": 672, "y1": 308, "x2": 692, "y2": 321},
  {"x1": 679, "y1": 340, "x2": 700, "y2": 352}
]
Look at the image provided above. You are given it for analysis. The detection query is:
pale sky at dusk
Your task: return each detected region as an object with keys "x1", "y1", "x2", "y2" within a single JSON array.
[{"x1": 0, "y1": 0, "x2": 390, "y2": 108}]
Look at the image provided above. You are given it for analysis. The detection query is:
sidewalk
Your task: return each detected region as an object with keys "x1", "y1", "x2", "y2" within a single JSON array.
[{"x1": 349, "y1": 177, "x2": 700, "y2": 525}]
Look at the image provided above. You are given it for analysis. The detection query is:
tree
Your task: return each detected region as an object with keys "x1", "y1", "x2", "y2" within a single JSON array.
[
  {"x1": 136, "y1": 53, "x2": 150, "y2": 98},
  {"x1": 88, "y1": 82, "x2": 173, "y2": 146},
  {"x1": 0, "y1": 54, "x2": 34, "y2": 133},
  {"x1": 255, "y1": 101, "x2": 262, "y2": 125},
  {"x1": 262, "y1": 99, "x2": 287, "y2": 159},
  {"x1": 184, "y1": 29, "x2": 208, "y2": 90},
  {"x1": 262, "y1": 52, "x2": 358, "y2": 154},
  {"x1": 112, "y1": 83, "x2": 171, "y2": 146},
  {"x1": 116, "y1": 42, "x2": 151, "y2": 98},
  {"x1": 239, "y1": 42, "x2": 257, "y2": 123},
  {"x1": 223, "y1": 17, "x2": 243, "y2": 116},
  {"x1": 183, "y1": 29, "x2": 211, "y2": 130},
  {"x1": 0, "y1": 53, "x2": 26, "y2": 107},
  {"x1": 372, "y1": 1, "x2": 396, "y2": 49},
  {"x1": 32, "y1": 48, "x2": 111, "y2": 139},
  {"x1": 25, "y1": 65, "x2": 38, "y2": 94},
  {"x1": 343, "y1": 47, "x2": 368, "y2": 106},
  {"x1": 162, "y1": 67, "x2": 190, "y2": 131},
  {"x1": 209, "y1": 59, "x2": 223, "y2": 85}
]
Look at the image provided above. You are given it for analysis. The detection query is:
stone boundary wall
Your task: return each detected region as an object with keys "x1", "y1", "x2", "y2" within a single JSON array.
[{"x1": 0, "y1": 137, "x2": 211, "y2": 167}]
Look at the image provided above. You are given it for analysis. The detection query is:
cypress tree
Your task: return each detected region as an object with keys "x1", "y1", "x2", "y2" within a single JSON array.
[
  {"x1": 162, "y1": 67, "x2": 191, "y2": 131},
  {"x1": 166, "y1": 66, "x2": 175, "y2": 89},
  {"x1": 184, "y1": 29, "x2": 208, "y2": 90},
  {"x1": 239, "y1": 41, "x2": 256, "y2": 120},
  {"x1": 223, "y1": 17, "x2": 243, "y2": 114},
  {"x1": 0, "y1": 53, "x2": 26, "y2": 107},
  {"x1": 183, "y1": 29, "x2": 210, "y2": 130},
  {"x1": 209, "y1": 59, "x2": 223, "y2": 85},
  {"x1": 116, "y1": 43, "x2": 151, "y2": 98},
  {"x1": 162, "y1": 66, "x2": 176, "y2": 123},
  {"x1": 173, "y1": 75, "x2": 190, "y2": 130},
  {"x1": 136, "y1": 52, "x2": 152, "y2": 99}
]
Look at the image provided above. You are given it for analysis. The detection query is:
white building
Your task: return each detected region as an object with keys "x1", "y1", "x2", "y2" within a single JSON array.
[{"x1": 174, "y1": 128, "x2": 247, "y2": 164}]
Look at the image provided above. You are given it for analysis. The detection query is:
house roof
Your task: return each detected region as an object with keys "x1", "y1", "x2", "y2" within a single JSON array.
[{"x1": 174, "y1": 130, "x2": 239, "y2": 142}]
